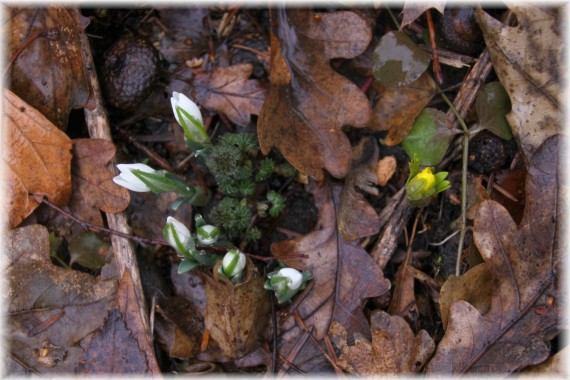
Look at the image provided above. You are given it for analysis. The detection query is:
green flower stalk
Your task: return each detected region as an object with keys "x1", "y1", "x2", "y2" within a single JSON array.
[
  {"x1": 405, "y1": 155, "x2": 451, "y2": 207},
  {"x1": 264, "y1": 267, "x2": 312, "y2": 303}
]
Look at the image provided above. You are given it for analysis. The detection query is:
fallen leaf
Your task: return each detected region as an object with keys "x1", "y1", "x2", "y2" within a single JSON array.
[
  {"x1": 68, "y1": 231, "x2": 112, "y2": 269},
  {"x1": 272, "y1": 180, "x2": 390, "y2": 341},
  {"x1": 69, "y1": 138, "x2": 130, "y2": 227},
  {"x1": 476, "y1": 7, "x2": 562, "y2": 162},
  {"x1": 6, "y1": 224, "x2": 117, "y2": 374},
  {"x1": 153, "y1": 296, "x2": 204, "y2": 359},
  {"x1": 76, "y1": 309, "x2": 148, "y2": 373},
  {"x1": 387, "y1": 264, "x2": 416, "y2": 317},
  {"x1": 258, "y1": 9, "x2": 372, "y2": 179},
  {"x1": 8, "y1": 7, "x2": 90, "y2": 130},
  {"x1": 476, "y1": 81, "x2": 513, "y2": 140},
  {"x1": 400, "y1": 3, "x2": 446, "y2": 30},
  {"x1": 331, "y1": 310, "x2": 435, "y2": 375},
  {"x1": 426, "y1": 135, "x2": 561, "y2": 374},
  {"x1": 371, "y1": 72, "x2": 436, "y2": 146},
  {"x1": 338, "y1": 137, "x2": 380, "y2": 241},
  {"x1": 74, "y1": 272, "x2": 161, "y2": 373},
  {"x1": 201, "y1": 258, "x2": 270, "y2": 359},
  {"x1": 372, "y1": 31, "x2": 431, "y2": 87},
  {"x1": 402, "y1": 107, "x2": 456, "y2": 166},
  {"x1": 375, "y1": 156, "x2": 397, "y2": 186},
  {"x1": 3, "y1": 89, "x2": 72, "y2": 229},
  {"x1": 439, "y1": 263, "x2": 493, "y2": 330},
  {"x1": 191, "y1": 63, "x2": 267, "y2": 127}
]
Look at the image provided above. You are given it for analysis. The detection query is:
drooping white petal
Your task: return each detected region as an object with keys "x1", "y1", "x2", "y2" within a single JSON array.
[
  {"x1": 277, "y1": 268, "x2": 303, "y2": 290},
  {"x1": 171, "y1": 91, "x2": 203, "y2": 127}
]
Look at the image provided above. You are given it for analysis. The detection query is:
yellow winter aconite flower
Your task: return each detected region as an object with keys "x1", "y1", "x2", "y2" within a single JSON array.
[{"x1": 405, "y1": 156, "x2": 450, "y2": 207}]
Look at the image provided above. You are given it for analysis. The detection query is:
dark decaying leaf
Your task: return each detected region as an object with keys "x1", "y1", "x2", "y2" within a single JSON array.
[
  {"x1": 4, "y1": 89, "x2": 73, "y2": 229},
  {"x1": 76, "y1": 309, "x2": 147, "y2": 373},
  {"x1": 6, "y1": 225, "x2": 117, "y2": 374},
  {"x1": 372, "y1": 31, "x2": 430, "y2": 87},
  {"x1": 426, "y1": 134, "x2": 561, "y2": 374},
  {"x1": 476, "y1": 7, "x2": 562, "y2": 162},
  {"x1": 77, "y1": 271, "x2": 161, "y2": 373},
  {"x1": 68, "y1": 231, "x2": 112, "y2": 270},
  {"x1": 338, "y1": 137, "x2": 380, "y2": 241},
  {"x1": 69, "y1": 138, "x2": 130, "y2": 227},
  {"x1": 272, "y1": 180, "x2": 390, "y2": 343},
  {"x1": 258, "y1": 9, "x2": 372, "y2": 179},
  {"x1": 476, "y1": 81, "x2": 513, "y2": 140},
  {"x1": 331, "y1": 310, "x2": 434, "y2": 375},
  {"x1": 191, "y1": 63, "x2": 267, "y2": 127},
  {"x1": 153, "y1": 296, "x2": 204, "y2": 359},
  {"x1": 8, "y1": 7, "x2": 90, "y2": 130}
]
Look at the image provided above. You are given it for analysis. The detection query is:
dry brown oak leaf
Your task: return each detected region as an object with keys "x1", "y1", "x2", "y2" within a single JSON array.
[
  {"x1": 69, "y1": 138, "x2": 130, "y2": 227},
  {"x1": 3, "y1": 89, "x2": 72, "y2": 229},
  {"x1": 191, "y1": 63, "x2": 267, "y2": 127},
  {"x1": 331, "y1": 310, "x2": 434, "y2": 375},
  {"x1": 426, "y1": 134, "x2": 561, "y2": 374},
  {"x1": 476, "y1": 7, "x2": 562, "y2": 162},
  {"x1": 258, "y1": 9, "x2": 373, "y2": 180},
  {"x1": 272, "y1": 180, "x2": 390, "y2": 341},
  {"x1": 8, "y1": 7, "x2": 90, "y2": 130}
]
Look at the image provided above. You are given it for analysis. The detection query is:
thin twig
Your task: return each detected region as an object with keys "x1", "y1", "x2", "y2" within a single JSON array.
[{"x1": 33, "y1": 194, "x2": 170, "y2": 247}]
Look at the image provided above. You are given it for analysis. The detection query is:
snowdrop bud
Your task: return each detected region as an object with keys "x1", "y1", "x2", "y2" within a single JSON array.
[
  {"x1": 277, "y1": 268, "x2": 303, "y2": 291},
  {"x1": 221, "y1": 248, "x2": 246, "y2": 279},
  {"x1": 164, "y1": 216, "x2": 192, "y2": 256},
  {"x1": 196, "y1": 224, "x2": 220, "y2": 245},
  {"x1": 113, "y1": 163, "x2": 156, "y2": 192},
  {"x1": 170, "y1": 92, "x2": 210, "y2": 144}
]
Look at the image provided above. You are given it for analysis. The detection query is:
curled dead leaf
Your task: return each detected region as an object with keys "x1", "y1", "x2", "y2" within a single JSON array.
[{"x1": 201, "y1": 258, "x2": 270, "y2": 359}]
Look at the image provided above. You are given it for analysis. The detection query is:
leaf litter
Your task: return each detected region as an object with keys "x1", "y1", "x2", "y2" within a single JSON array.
[{"x1": 3, "y1": 4, "x2": 564, "y2": 377}]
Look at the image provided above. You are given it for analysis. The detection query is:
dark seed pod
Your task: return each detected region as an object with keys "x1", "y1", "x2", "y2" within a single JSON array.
[
  {"x1": 468, "y1": 130, "x2": 508, "y2": 174},
  {"x1": 101, "y1": 34, "x2": 160, "y2": 110},
  {"x1": 438, "y1": 8, "x2": 484, "y2": 56}
]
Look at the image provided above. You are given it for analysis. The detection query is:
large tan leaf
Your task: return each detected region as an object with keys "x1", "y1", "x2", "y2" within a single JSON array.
[
  {"x1": 426, "y1": 135, "x2": 560, "y2": 374},
  {"x1": 191, "y1": 63, "x2": 267, "y2": 127},
  {"x1": 476, "y1": 7, "x2": 562, "y2": 161},
  {"x1": 8, "y1": 7, "x2": 90, "y2": 130},
  {"x1": 3, "y1": 89, "x2": 72, "y2": 228},
  {"x1": 258, "y1": 10, "x2": 372, "y2": 179}
]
